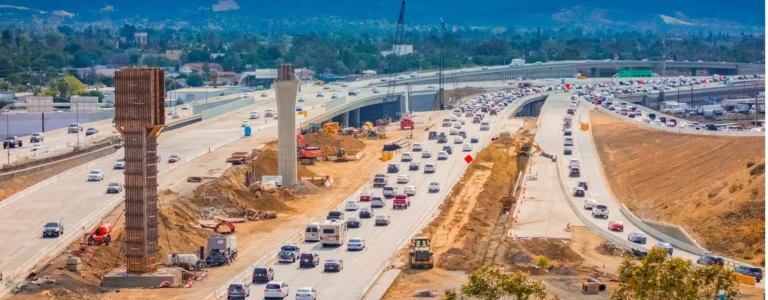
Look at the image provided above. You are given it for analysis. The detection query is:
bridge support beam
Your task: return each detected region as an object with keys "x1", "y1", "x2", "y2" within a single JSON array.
[
  {"x1": 590, "y1": 68, "x2": 598, "y2": 78},
  {"x1": 275, "y1": 64, "x2": 298, "y2": 187},
  {"x1": 349, "y1": 108, "x2": 360, "y2": 128},
  {"x1": 691, "y1": 68, "x2": 698, "y2": 76},
  {"x1": 340, "y1": 111, "x2": 349, "y2": 127}
]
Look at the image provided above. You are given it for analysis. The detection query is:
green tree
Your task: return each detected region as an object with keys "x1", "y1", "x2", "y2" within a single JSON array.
[
  {"x1": 175, "y1": 99, "x2": 184, "y2": 106},
  {"x1": 450, "y1": 265, "x2": 550, "y2": 300},
  {"x1": 56, "y1": 79, "x2": 70, "y2": 98},
  {"x1": 500, "y1": 271, "x2": 548, "y2": 300},
  {"x1": 185, "y1": 73, "x2": 204, "y2": 87},
  {"x1": 612, "y1": 248, "x2": 739, "y2": 300},
  {"x1": 210, "y1": 70, "x2": 219, "y2": 88},
  {"x1": 64, "y1": 75, "x2": 85, "y2": 95},
  {"x1": 202, "y1": 62, "x2": 211, "y2": 80},
  {"x1": 461, "y1": 265, "x2": 507, "y2": 300},
  {"x1": 78, "y1": 90, "x2": 105, "y2": 102}
]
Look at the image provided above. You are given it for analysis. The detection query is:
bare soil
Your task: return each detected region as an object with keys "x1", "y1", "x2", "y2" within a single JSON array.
[{"x1": 590, "y1": 110, "x2": 765, "y2": 265}]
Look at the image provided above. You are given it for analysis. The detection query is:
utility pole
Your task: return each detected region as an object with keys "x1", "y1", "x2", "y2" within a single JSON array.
[
  {"x1": 75, "y1": 103, "x2": 80, "y2": 148},
  {"x1": 6, "y1": 114, "x2": 9, "y2": 165},
  {"x1": 755, "y1": 91, "x2": 759, "y2": 128}
]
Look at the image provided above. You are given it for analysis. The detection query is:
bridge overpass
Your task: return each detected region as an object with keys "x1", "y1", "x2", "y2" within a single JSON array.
[{"x1": 369, "y1": 60, "x2": 765, "y2": 87}]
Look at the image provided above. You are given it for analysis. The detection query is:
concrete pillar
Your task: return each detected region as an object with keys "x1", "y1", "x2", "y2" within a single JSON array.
[
  {"x1": 591, "y1": 68, "x2": 598, "y2": 78},
  {"x1": 691, "y1": 68, "x2": 698, "y2": 76},
  {"x1": 349, "y1": 108, "x2": 360, "y2": 128},
  {"x1": 275, "y1": 64, "x2": 298, "y2": 187},
  {"x1": 340, "y1": 111, "x2": 349, "y2": 127}
]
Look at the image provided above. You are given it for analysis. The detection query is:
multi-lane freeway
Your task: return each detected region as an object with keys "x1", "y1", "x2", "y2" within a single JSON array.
[{"x1": 241, "y1": 91, "x2": 525, "y2": 300}]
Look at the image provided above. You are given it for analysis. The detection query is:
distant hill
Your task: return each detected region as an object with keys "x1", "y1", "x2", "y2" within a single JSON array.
[{"x1": 0, "y1": 0, "x2": 764, "y2": 33}]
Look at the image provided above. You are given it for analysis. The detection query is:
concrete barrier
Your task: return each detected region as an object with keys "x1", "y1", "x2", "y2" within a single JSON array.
[
  {"x1": 192, "y1": 97, "x2": 246, "y2": 115},
  {"x1": 619, "y1": 204, "x2": 705, "y2": 255}
]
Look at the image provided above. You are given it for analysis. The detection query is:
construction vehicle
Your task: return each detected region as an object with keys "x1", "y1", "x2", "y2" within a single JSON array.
[
  {"x1": 205, "y1": 235, "x2": 238, "y2": 267},
  {"x1": 324, "y1": 122, "x2": 340, "y2": 134},
  {"x1": 227, "y1": 151, "x2": 253, "y2": 165},
  {"x1": 331, "y1": 148, "x2": 349, "y2": 162},
  {"x1": 516, "y1": 142, "x2": 542, "y2": 157},
  {"x1": 87, "y1": 222, "x2": 113, "y2": 246},
  {"x1": 308, "y1": 123, "x2": 323, "y2": 133},
  {"x1": 400, "y1": 117, "x2": 415, "y2": 130},
  {"x1": 297, "y1": 133, "x2": 322, "y2": 165},
  {"x1": 408, "y1": 237, "x2": 434, "y2": 269}
]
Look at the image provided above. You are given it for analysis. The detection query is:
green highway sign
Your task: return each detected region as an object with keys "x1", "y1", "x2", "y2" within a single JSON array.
[{"x1": 617, "y1": 69, "x2": 652, "y2": 78}]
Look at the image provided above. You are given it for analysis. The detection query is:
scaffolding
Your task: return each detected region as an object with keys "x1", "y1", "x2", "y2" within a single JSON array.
[{"x1": 113, "y1": 68, "x2": 166, "y2": 274}]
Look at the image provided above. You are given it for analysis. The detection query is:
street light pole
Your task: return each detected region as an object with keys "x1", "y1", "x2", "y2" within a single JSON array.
[
  {"x1": 75, "y1": 103, "x2": 80, "y2": 148},
  {"x1": 6, "y1": 114, "x2": 10, "y2": 165}
]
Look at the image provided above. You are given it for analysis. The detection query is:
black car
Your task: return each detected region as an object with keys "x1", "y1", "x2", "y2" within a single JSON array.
[
  {"x1": 387, "y1": 164, "x2": 399, "y2": 174},
  {"x1": 409, "y1": 162, "x2": 420, "y2": 171},
  {"x1": 42, "y1": 220, "x2": 64, "y2": 238},
  {"x1": 442, "y1": 145, "x2": 453, "y2": 155},
  {"x1": 299, "y1": 252, "x2": 320, "y2": 268},
  {"x1": 563, "y1": 147, "x2": 572, "y2": 155},
  {"x1": 428, "y1": 131, "x2": 437, "y2": 140},
  {"x1": 252, "y1": 266, "x2": 274, "y2": 283},
  {"x1": 359, "y1": 207, "x2": 374, "y2": 218},
  {"x1": 326, "y1": 210, "x2": 344, "y2": 221},
  {"x1": 569, "y1": 167, "x2": 581, "y2": 177},
  {"x1": 578, "y1": 181, "x2": 589, "y2": 190},
  {"x1": 347, "y1": 216, "x2": 362, "y2": 228},
  {"x1": 734, "y1": 266, "x2": 763, "y2": 283},
  {"x1": 458, "y1": 131, "x2": 467, "y2": 139}
]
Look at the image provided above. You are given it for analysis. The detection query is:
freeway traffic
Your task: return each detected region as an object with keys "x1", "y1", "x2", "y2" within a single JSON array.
[{"x1": 240, "y1": 91, "x2": 525, "y2": 300}]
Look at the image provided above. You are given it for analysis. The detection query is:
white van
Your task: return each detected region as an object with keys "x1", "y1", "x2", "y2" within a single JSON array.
[{"x1": 304, "y1": 222, "x2": 320, "y2": 242}]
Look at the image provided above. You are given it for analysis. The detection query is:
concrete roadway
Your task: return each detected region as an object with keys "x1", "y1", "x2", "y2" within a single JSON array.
[
  {"x1": 0, "y1": 88, "x2": 332, "y2": 279},
  {"x1": 0, "y1": 80, "x2": 467, "y2": 285},
  {"x1": 244, "y1": 93, "x2": 520, "y2": 300},
  {"x1": 550, "y1": 93, "x2": 700, "y2": 263}
]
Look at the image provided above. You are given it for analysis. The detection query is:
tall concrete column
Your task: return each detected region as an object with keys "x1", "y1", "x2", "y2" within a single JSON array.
[
  {"x1": 349, "y1": 108, "x2": 360, "y2": 128},
  {"x1": 691, "y1": 68, "x2": 698, "y2": 76},
  {"x1": 275, "y1": 64, "x2": 298, "y2": 187},
  {"x1": 590, "y1": 68, "x2": 598, "y2": 78},
  {"x1": 340, "y1": 111, "x2": 349, "y2": 127}
]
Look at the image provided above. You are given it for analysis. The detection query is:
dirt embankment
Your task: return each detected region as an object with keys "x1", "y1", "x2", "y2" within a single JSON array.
[
  {"x1": 303, "y1": 131, "x2": 366, "y2": 156},
  {"x1": 590, "y1": 111, "x2": 765, "y2": 265},
  {"x1": 446, "y1": 87, "x2": 486, "y2": 106}
]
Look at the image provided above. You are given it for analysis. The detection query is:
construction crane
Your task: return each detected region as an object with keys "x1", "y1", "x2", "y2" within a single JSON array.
[
  {"x1": 383, "y1": 0, "x2": 406, "y2": 119},
  {"x1": 433, "y1": 17, "x2": 448, "y2": 111}
]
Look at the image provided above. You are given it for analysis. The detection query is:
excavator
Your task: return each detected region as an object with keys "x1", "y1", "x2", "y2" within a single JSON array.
[
  {"x1": 408, "y1": 237, "x2": 434, "y2": 269},
  {"x1": 296, "y1": 133, "x2": 322, "y2": 165},
  {"x1": 516, "y1": 142, "x2": 542, "y2": 157}
]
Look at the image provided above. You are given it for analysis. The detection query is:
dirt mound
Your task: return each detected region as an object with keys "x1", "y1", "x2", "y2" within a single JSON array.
[
  {"x1": 505, "y1": 249, "x2": 533, "y2": 265},
  {"x1": 291, "y1": 179, "x2": 323, "y2": 195},
  {"x1": 591, "y1": 111, "x2": 765, "y2": 265},
  {"x1": 190, "y1": 167, "x2": 294, "y2": 215},
  {"x1": 438, "y1": 248, "x2": 477, "y2": 271},
  {"x1": 249, "y1": 149, "x2": 316, "y2": 180},
  {"x1": 518, "y1": 239, "x2": 583, "y2": 263},
  {"x1": 549, "y1": 265, "x2": 578, "y2": 276},
  {"x1": 303, "y1": 131, "x2": 366, "y2": 156},
  {"x1": 447, "y1": 87, "x2": 486, "y2": 106},
  {"x1": 597, "y1": 241, "x2": 627, "y2": 257}
]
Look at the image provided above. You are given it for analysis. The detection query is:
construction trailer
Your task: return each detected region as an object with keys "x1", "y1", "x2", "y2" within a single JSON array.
[{"x1": 114, "y1": 68, "x2": 166, "y2": 274}]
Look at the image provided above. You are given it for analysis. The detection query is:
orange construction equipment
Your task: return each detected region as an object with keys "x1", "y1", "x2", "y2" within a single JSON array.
[
  {"x1": 297, "y1": 133, "x2": 322, "y2": 164},
  {"x1": 88, "y1": 222, "x2": 113, "y2": 246},
  {"x1": 214, "y1": 221, "x2": 236, "y2": 234}
]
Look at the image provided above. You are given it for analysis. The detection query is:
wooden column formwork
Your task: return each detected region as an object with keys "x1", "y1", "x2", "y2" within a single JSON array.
[{"x1": 114, "y1": 68, "x2": 165, "y2": 274}]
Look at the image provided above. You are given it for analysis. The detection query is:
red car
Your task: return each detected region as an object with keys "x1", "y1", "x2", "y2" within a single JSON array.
[
  {"x1": 608, "y1": 220, "x2": 624, "y2": 232},
  {"x1": 359, "y1": 191, "x2": 373, "y2": 202},
  {"x1": 168, "y1": 154, "x2": 181, "y2": 163}
]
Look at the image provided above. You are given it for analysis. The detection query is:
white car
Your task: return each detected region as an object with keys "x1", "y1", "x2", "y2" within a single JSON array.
[
  {"x1": 449, "y1": 128, "x2": 458, "y2": 135},
  {"x1": 453, "y1": 122, "x2": 462, "y2": 129},
  {"x1": 181, "y1": 104, "x2": 189, "y2": 110},
  {"x1": 113, "y1": 158, "x2": 125, "y2": 169},
  {"x1": 427, "y1": 85, "x2": 436, "y2": 89},
  {"x1": 241, "y1": 120, "x2": 249, "y2": 127},
  {"x1": 458, "y1": 118, "x2": 466, "y2": 125},
  {"x1": 583, "y1": 199, "x2": 597, "y2": 210},
  {"x1": 371, "y1": 197, "x2": 385, "y2": 208},
  {"x1": 316, "y1": 92, "x2": 324, "y2": 97},
  {"x1": 397, "y1": 174, "x2": 409, "y2": 184},
  {"x1": 437, "y1": 151, "x2": 449, "y2": 160},
  {"x1": 347, "y1": 237, "x2": 366, "y2": 251},
  {"x1": 403, "y1": 185, "x2": 416, "y2": 196},
  {"x1": 462, "y1": 144, "x2": 472, "y2": 152},
  {"x1": 249, "y1": 111, "x2": 259, "y2": 119},
  {"x1": 345, "y1": 200, "x2": 359, "y2": 211},
  {"x1": 428, "y1": 182, "x2": 440, "y2": 193},
  {"x1": 264, "y1": 281, "x2": 290, "y2": 299},
  {"x1": 88, "y1": 170, "x2": 104, "y2": 181},
  {"x1": 401, "y1": 152, "x2": 413, "y2": 162},
  {"x1": 341, "y1": 83, "x2": 349, "y2": 87},
  {"x1": 424, "y1": 163, "x2": 435, "y2": 174},
  {"x1": 454, "y1": 136, "x2": 464, "y2": 144},
  {"x1": 421, "y1": 150, "x2": 432, "y2": 158},
  {"x1": 31, "y1": 144, "x2": 45, "y2": 152},
  {"x1": 412, "y1": 143, "x2": 423, "y2": 152},
  {"x1": 295, "y1": 287, "x2": 318, "y2": 300}
]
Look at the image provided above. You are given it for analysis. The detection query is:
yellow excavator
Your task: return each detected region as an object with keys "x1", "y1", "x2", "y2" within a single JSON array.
[
  {"x1": 516, "y1": 142, "x2": 542, "y2": 157},
  {"x1": 409, "y1": 237, "x2": 434, "y2": 269}
]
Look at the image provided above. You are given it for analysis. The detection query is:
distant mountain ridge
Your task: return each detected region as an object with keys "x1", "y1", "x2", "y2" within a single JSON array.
[{"x1": 0, "y1": 0, "x2": 763, "y2": 33}]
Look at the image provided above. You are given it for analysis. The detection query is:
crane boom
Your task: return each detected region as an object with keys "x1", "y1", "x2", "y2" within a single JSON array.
[{"x1": 384, "y1": 0, "x2": 406, "y2": 119}]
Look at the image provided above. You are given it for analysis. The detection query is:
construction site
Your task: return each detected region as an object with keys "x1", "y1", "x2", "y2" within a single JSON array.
[
  {"x1": 8, "y1": 75, "x2": 450, "y2": 299},
  {"x1": 590, "y1": 110, "x2": 765, "y2": 265}
]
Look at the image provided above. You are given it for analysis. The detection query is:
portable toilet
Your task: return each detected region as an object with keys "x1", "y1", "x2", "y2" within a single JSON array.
[{"x1": 244, "y1": 125, "x2": 252, "y2": 137}]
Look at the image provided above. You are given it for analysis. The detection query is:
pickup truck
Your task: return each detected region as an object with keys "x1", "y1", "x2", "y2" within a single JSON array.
[
  {"x1": 68, "y1": 123, "x2": 83, "y2": 133},
  {"x1": 30, "y1": 133, "x2": 44, "y2": 143},
  {"x1": 393, "y1": 194, "x2": 410, "y2": 209},
  {"x1": 3, "y1": 136, "x2": 22, "y2": 148}
]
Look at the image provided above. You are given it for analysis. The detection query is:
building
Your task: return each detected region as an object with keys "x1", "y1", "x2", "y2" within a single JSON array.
[
  {"x1": 295, "y1": 68, "x2": 315, "y2": 80},
  {"x1": 381, "y1": 45, "x2": 414, "y2": 56},
  {"x1": 134, "y1": 32, "x2": 148, "y2": 46},
  {"x1": 216, "y1": 71, "x2": 238, "y2": 86},
  {"x1": 165, "y1": 50, "x2": 182, "y2": 61}
]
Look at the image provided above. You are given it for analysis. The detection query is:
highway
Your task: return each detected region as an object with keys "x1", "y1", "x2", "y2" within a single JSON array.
[
  {"x1": 553, "y1": 93, "x2": 704, "y2": 262},
  {"x1": 243, "y1": 92, "x2": 525, "y2": 300}
]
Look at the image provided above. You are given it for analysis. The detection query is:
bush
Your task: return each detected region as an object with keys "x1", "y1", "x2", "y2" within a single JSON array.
[
  {"x1": 746, "y1": 161, "x2": 755, "y2": 168},
  {"x1": 537, "y1": 256, "x2": 549, "y2": 268},
  {"x1": 749, "y1": 163, "x2": 764, "y2": 176}
]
